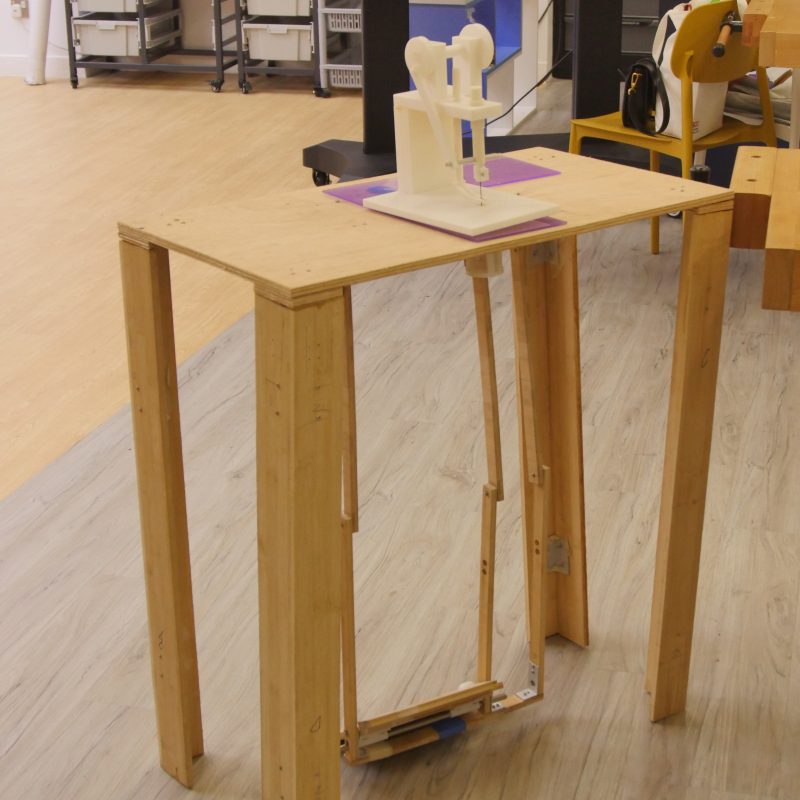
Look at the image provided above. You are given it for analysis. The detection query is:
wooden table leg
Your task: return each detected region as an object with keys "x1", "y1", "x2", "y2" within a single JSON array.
[
  {"x1": 255, "y1": 288, "x2": 345, "y2": 800},
  {"x1": 120, "y1": 238, "x2": 203, "y2": 788},
  {"x1": 645, "y1": 202, "x2": 733, "y2": 722},
  {"x1": 511, "y1": 237, "x2": 589, "y2": 648}
]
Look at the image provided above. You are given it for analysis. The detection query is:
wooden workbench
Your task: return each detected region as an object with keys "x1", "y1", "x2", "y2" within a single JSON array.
[
  {"x1": 744, "y1": 0, "x2": 800, "y2": 147},
  {"x1": 119, "y1": 148, "x2": 734, "y2": 800}
]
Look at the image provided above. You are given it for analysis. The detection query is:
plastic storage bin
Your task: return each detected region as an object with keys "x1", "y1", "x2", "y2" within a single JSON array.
[
  {"x1": 73, "y1": 10, "x2": 181, "y2": 56},
  {"x1": 322, "y1": 62, "x2": 361, "y2": 88},
  {"x1": 243, "y1": 21, "x2": 312, "y2": 61},
  {"x1": 244, "y1": 0, "x2": 310, "y2": 15},
  {"x1": 321, "y1": 7, "x2": 360, "y2": 32},
  {"x1": 72, "y1": 0, "x2": 163, "y2": 14}
]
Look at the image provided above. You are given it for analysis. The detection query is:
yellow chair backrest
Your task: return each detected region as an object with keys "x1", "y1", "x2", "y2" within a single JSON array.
[{"x1": 670, "y1": 0, "x2": 760, "y2": 83}]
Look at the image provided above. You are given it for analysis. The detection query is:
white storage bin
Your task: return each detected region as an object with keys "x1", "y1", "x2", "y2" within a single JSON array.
[
  {"x1": 323, "y1": 63, "x2": 361, "y2": 88},
  {"x1": 243, "y1": 22, "x2": 312, "y2": 61},
  {"x1": 73, "y1": 10, "x2": 180, "y2": 56},
  {"x1": 322, "y1": 8, "x2": 360, "y2": 33},
  {"x1": 245, "y1": 0, "x2": 310, "y2": 15},
  {"x1": 72, "y1": 0, "x2": 162, "y2": 15}
]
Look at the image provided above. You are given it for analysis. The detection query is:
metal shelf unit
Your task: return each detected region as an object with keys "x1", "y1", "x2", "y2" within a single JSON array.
[
  {"x1": 235, "y1": 0, "x2": 321, "y2": 93},
  {"x1": 65, "y1": 0, "x2": 239, "y2": 90},
  {"x1": 316, "y1": 0, "x2": 361, "y2": 95}
]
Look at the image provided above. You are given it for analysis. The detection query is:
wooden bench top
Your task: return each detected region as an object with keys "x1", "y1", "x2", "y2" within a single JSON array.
[
  {"x1": 744, "y1": 0, "x2": 800, "y2": 67},
  {"x1": 731, "y1": 146, "x2": 800, "y2": 311}
]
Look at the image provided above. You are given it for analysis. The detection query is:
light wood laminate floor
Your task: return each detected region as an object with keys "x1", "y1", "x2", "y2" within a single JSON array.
[
  {"x1": 0, "y1": 73, "x2": 362, "y2": 500},
  {"x1": 1, "y1": 217, "x2": 798, "y2": 799}
]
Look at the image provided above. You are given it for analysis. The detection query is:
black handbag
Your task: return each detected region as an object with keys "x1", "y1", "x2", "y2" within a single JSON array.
[{"x1": 621, "y1": 56, "x2": 670, "y2": 136}]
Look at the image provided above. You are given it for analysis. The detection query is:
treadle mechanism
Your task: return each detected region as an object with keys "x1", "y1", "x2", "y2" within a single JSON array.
[{"x1": 339, "y1": 252, "x2": 552, "y2": 766}]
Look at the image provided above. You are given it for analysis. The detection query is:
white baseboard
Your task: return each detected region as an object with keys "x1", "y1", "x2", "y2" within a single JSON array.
[{"x1": 0, "y1": 54, "x2": 71, "y2": 80}]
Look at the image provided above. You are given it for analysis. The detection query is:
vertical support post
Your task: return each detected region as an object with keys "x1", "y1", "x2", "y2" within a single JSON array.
[
  {"x1": 341, "y1": 285, "x2": 360, "y2": 759},
  {"x1": 791, "y1": 69, "x2": 800, "y2": 149},
  {"x1": 646, "y1": 203, "x2": 733, "y2": 721},
  {"x1": 342, "y1": 286, "x2": 359, "y2": 531},
  {"x1": 650, "y1": 150, "x2": 661, "y2": 256},
  {"x1": 528, "y1": 466, "x2": 550, "y2": 695},
  {"x1": 468, "y1": 264, "x2": 504, "y2": 710},
  {"x1": 340, "y1": 514, "x2": 360, "y2": 761},
  {"x1": 120, "y1": 238, "x2": 203, "y2": 788},
  {"x1": 471, "y1": 275, "x2": 504, "y2": 500},
  {"x1": 512, "y1": 239, "x2": 589, "y2": 648},
  {"x1": 477, "y1": 484, "x2": 498, "y2": 711},
  {"x1": 255, "y1": 288, "x2": 344, "y2": 800}
]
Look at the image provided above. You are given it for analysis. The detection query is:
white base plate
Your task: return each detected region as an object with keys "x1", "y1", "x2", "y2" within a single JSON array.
[{"x1": 363, "y1": 184, "x2": 558, "y2": 237}]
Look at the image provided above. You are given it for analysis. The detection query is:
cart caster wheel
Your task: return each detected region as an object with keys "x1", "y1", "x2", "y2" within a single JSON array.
[
  {"x1": 210, "y1": 79, "x2": 223, "y2": 93},
  {"x1": 312, "y1": 169, "x2": 331, "y2": 187},
  {"x1": 667, "y1": 210, "x2": 682, "y2": 219},
  {"x1": 70, "y1": 78, "x2": 79, "y2": 89},
  {"x1": 240, "y1": 81, "x2": 252, "y2": 94},
  {"x1": 314, "y1": 87, "x2": 331, "y2": 98}
]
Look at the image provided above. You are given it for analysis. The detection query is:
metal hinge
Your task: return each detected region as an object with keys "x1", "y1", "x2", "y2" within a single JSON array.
[{"x1": 529, "y1": 662, "x2": 540, "y2": 695}]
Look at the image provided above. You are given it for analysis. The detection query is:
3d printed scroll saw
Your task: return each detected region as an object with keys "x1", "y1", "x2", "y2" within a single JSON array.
[{"x1": 363, "y1": 23, "x2": 558, "y2": 236}]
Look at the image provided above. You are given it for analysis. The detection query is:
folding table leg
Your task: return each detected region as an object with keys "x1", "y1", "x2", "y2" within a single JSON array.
[
  {"x1": 120, "y1": 238, "x2": 203, "y2": 788},
  {"x1": 255, "y1": 288, "x2": 344, "y2": 800},
  {"x1": 646, "y1": 202, "x2": 732, "y2": 721},
  {"x1": 511, "y1": 239, "x2": 589, "y2": 649}
]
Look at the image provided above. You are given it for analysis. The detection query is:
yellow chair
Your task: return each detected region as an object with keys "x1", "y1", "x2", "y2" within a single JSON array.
[{"x1": 569, "y1": 0, "x2": 776, "y2": 254}]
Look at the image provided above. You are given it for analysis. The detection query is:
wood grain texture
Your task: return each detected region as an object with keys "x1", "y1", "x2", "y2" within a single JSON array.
[
  {"x1": 255, "y1": 289, "x2": 345, "y2": 800},
  {"x1": 343, "y1": 286, "x2": 360, "y2": 530},
  {"x1": 765, "y1": 150, "x2": 800, "y2": 253},
  {"x1": 119, "y1": 240, "x2": 202, "y2": 786},
  {"x1": 340, "y1": 514, "x2": 360, "y2": 762},
  {"x1": 646, "y1": 205, "x2": 734, "y2": 721},
  {"x1": 746, "y1": 0, "x2": 800, "y2": 66},
  {"x1": 118, "y1": 149, "x2": 732, "y2": 304},
  {"x1": 512, "y1": 240, "x2": 589, "y2": 647},
  {"x1": 2, "y1": 219, "x2": 800, "y2": 799},
  {"x1": 762, "y1": 150, "x2": 800, "y2": 311},
  {"x1": 743, "y1": 0, "x2": 774, "y2": 48},
  {"x1": 730, "y1": 147, "x2": 776, "y2": 251},
  {"x1": 477, "y1": 484, "x2": 499, "y2": 695},
  {"x1": 0, "y1": 74, "x2": 363, "y2": 500},
  {"x1": 472, "y1": 276, "x2": 505, "y2": 499}
]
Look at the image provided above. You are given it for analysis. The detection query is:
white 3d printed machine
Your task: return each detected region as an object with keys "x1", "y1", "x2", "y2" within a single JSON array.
[{"x1": 363, "y1": 23, "x2": 556, "y2": 236}]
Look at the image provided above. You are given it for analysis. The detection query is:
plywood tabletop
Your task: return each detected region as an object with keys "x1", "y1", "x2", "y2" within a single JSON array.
[
  {"x1": 119, "y1": 148, "x2": 732, "y2": 304},
  {"x1": 744, "y1": 0, "x2": 800, "y2": 66}
]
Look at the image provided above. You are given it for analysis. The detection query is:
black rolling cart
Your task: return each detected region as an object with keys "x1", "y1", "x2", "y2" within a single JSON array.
[{"x1": 65, "y1": 0, "x2": 238, "y2": 91}]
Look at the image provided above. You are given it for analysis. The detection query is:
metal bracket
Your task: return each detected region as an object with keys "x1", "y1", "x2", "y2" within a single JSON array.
[
  {"x1": 547, "y1": 535, "x2": 570, "y2": 575},
  {"x1": 529, "y1": 663, "x2": 540, "y2": 695}
]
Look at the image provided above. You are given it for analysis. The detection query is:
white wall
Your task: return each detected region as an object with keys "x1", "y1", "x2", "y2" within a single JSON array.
[
  {"x1": 0, "y1": 3, "x2": 71, "y2": 77},
  {"x1": 486, "y1": 0, "x2": 541, "y2": 135},
  {"x1": 537, "y1": 0, "x2": 552, "y2": 79}
]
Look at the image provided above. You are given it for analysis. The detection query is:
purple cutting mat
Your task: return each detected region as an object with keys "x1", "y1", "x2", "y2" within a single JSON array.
[
  {"x1": 323, "y1": 157, "x2": 565, "y2": 241},
  {"x1": 463, "y1": 156, "x2": 559, "y2": 186}
]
